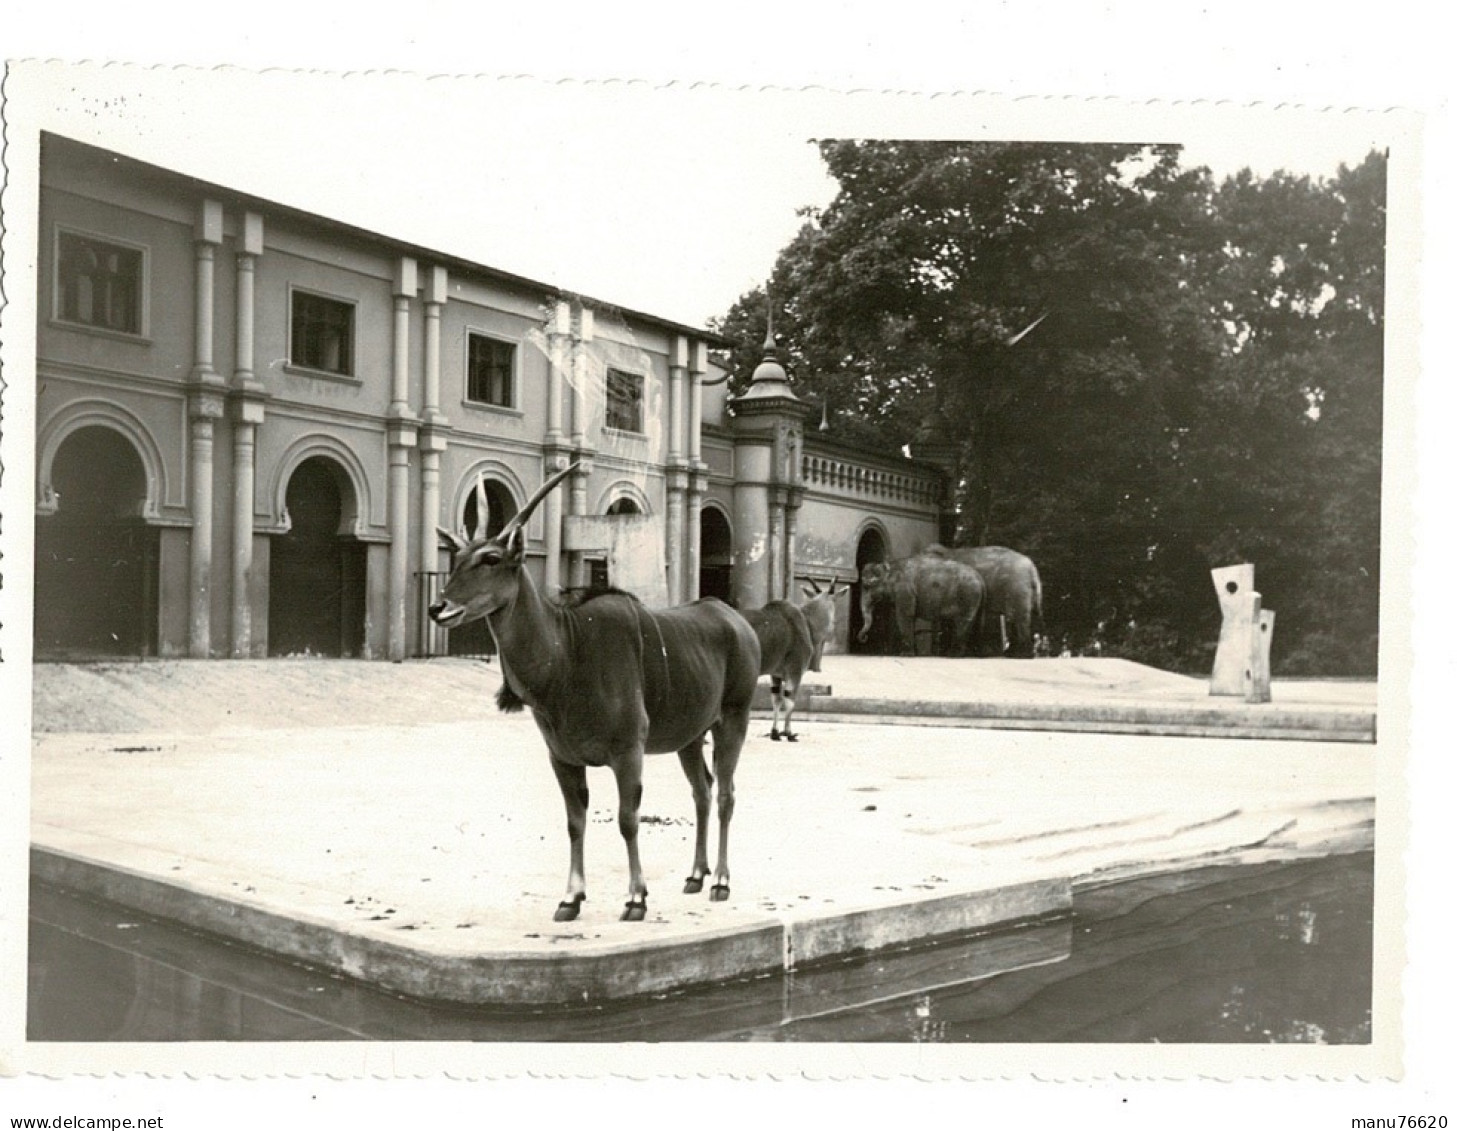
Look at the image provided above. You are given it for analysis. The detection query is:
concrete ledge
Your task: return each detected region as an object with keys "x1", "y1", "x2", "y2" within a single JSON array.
[
  {"x1": 31, "y1": 845, "x2": 1070, "y2": 1007},
  {"x1": 786, "y1": 876, "x2": 1071, "y2": 968},
  {"x1": 798, "y1": 697, "x2": 1374, "y2": 742}
]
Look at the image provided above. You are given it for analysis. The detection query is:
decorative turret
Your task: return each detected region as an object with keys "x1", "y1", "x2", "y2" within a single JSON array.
[
  {"x1": 729, "y1": 302, "x2": 815, "y2": 606},
  {"x1": 732, "y1": 306, "x2": 806, "y2": 410}
]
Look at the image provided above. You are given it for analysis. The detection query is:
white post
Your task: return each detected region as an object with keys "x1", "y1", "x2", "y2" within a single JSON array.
[{"x1": 1210, "y1": 563, "x2": 1275, "y2": 701}]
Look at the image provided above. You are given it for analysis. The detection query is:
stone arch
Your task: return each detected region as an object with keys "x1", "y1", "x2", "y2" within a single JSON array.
[
  {"x1": 34, "y1": 422, "x2": 160, "y2": 657},
  {"x1": 597, "y1": 479, "x2": 652, "y2": 516},
  {"x1": 699, "y1": 502, "x2": 734, "y2": 604},
  {"x1": 850, "y1": 518, "x2": 893, "y2": 654},
  {"x1": 269, "y1": 435, "x2": 372, "y2": 537},
  {"x1": 36, "y1": 399, "x2": 167, "y2": 519},
  {"x1": 449, "y1": 459, "x2": 526, "y2": 538},
  {"x1": 852, "y1": 517, "x2": 892, "y2": 565},
  {"x1": 268, "y1": 454, "x2": 368, "y2": 657}
]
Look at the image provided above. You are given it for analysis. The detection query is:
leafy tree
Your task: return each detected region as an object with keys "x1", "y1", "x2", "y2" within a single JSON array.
[
  {"x1": 1172, "y1": 154, "x2": 1386, "y2": 674},
  {"x1": 716, "y1": 143, "x2": 1386, "y2": 675}
]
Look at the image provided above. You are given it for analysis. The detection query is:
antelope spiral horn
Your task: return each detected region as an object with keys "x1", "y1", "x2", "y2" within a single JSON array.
[
  {"x1": 472, "y1": 476, "x2": 491, "y2": 541},
  {"x1": 499, "y1": 461, "x2": 580, "y2": 542}
]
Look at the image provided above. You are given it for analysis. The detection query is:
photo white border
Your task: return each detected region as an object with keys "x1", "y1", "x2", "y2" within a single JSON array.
[{"x1": 0, "y1": 11, "x2": 1447, "y2": 1124}]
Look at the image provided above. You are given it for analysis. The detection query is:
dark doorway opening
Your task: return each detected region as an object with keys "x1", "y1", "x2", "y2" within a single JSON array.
[
  {"x1": 268, "y1": 458, "x2": 365, "y2": 657},
  {"x1": 34, "y1": 426, "x2": 158, "y2": 660},
  {"x1": 699, "y1": 505, "x2": 732, "y2": 604},
  {"x1": 446, "y1": 479, "x2": 516, "y2": 657},
  {"x1": 850, "y1": 527, "x2": 892, "y2": 654}
]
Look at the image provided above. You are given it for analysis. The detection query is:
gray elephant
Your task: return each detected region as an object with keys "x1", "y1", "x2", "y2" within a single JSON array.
[
  {"x1": 926, "y1": 544, "x2": 1043, "y2": 658},
  {"x1": 858, "y1": 553, "x2": 985, "y2": 656}
]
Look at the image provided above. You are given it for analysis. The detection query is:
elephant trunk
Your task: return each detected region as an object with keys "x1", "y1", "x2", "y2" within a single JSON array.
[{"x1": 857, "y1": 592, "x2": 877, "y2": 642}]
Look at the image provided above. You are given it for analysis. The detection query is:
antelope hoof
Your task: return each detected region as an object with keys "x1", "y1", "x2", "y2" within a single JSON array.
[
  {"x1": 785, "y1": 732, "x2": 798, "y2": 743},
  {"x1": 621, "y1": 899, "x2": 648, "y2": 922},
  {"x1": 553, "y1": 894, "x2": 584, "y2": 922},
  {"x1": 769, "y1": 730, "x2": 782, "y2": 742},
  {"x1": 710, "y1": 883, "x2": 730, "y2": 902},
  {"x1": 683, "y1": 875, "x2": 704, "y2": 894}
]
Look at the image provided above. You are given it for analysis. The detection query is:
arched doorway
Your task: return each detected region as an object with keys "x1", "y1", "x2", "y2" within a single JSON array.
[
  {"x1": 699, "y1": 505, "x2": 733, "y2": 604},
  {"x1": 850, "y1": 526, "x2": 892, "y2": 654},
  {"x1": 34, "y1": 425, "x2": 157, "y2": 658},
  {"x1": 268, "y1": 457, "x2": 366, "y2": 657},
  {"x1": 447, "y1": 478, "x2": 516, "y2": 657}
]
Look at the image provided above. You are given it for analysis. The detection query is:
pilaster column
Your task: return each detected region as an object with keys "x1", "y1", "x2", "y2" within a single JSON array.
[
  {"x1": 568, "y1": 308, "x2": 594, "y2": 587},
  {"x1": 188, "y1": 393, "x2": 223, "y2": 656},
  {"x1": 387, "y1": 428, "x2": 416, "y2": 660},
  {"x1": 391, "y1": 257, "x2": 417, "y2": 415},
  {"x1": 192, "y1": 200, "x2": 224, "y2": 385},
  {"x1": 686, "y1": 468, "x2": 706, "y2": 601},
  {"x1": 547, "y1": 300, "x2": 570, "y2": 446},
  {"x1": 188, "y1": 200, "x2": 226, "y2": 658},
  {"x1": 229, "y1": 211, "x2": 266, "y2": 658},
  {"x1": 666, "y1": 466, "x2": 687, "y2": 604},
  {"x1": 768, "y1": 486, "x2": 787, "y2": 601},
  {"x1": 688, "y1": 342, "x2": 706, "y2": 467},
  {"x1": 686, "y1": 343, "x2": 707, "y2": 601},
  {"x1": 664, "y1": 335, "x2": 691, "y2": 603},
  {"x1": 229, "y1": 405, "x2": 262, "y2": 656},
  {"x1": 418, "y1": 436, "x2": 445, "y2": 656},
  {"x1": 234, "y1": 215, "x2": 261, "y2": 391},
  {"x1": 387, "y1": 257, "x2": 420, "y2": 661},
  {"x1": 419, "y1": 265, "x2": 449, "y2": 657},
  {"x1": 568, "y1": 458, "x2": 593, "y2": 588},
  {"x1": 543, "y1": 301, "x2": 573, "y2": 593},
  {"x1": 785, "y1": 487, "x2": 804, "y2": 600},
  {"x1": 542, "y1": 449, "x2": 570, "y2": 594},
  {"x1": 422, "y1": 265, "x2": 447, "y2": 426},
  {"x1": 571, "y1": 307, "x2": 592, "y2": 451},
  {"x1": 670, "y1": 337, "x2": 687, "y2": 464}
]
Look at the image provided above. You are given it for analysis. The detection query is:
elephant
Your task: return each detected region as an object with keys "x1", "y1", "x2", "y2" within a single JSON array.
[
  {"x1": 925, "y1": 544, "x2": 1043, "y2": 658},
  {"x1": 858, "y1": 553, "x2": 985, "y2": 656}
]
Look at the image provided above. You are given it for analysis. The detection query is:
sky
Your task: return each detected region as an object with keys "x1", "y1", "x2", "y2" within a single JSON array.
[{"x1": 6, "y1": 62, "x2": 1399, "y2": 330}]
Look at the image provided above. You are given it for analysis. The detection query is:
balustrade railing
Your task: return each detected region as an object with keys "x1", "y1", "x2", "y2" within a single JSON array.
[{"x1": 801, "y1": 453, "x2": 940, "y2": 507}]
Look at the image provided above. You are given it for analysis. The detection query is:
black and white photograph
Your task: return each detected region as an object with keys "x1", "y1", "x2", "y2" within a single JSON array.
[{"x1": 0, "y1": 11, "x2": 1448, "y2": 1129}]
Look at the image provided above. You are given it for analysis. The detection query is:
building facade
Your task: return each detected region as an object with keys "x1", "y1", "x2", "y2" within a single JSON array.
[{"x1": 33, "y1": 134, "x2": 945, "y2": 662}]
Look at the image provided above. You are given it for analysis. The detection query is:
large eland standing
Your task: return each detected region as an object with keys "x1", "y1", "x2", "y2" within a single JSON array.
[{"x1": 429, "y1": 463, "x2": 762, "y2": 922}]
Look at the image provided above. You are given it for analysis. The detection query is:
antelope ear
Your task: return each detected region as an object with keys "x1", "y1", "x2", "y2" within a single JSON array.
[
  {"x1": 504, "y1": 524, "x2": 526, "y2": 559},
  {"x1": 438, "y1": 526, "x2": 467, "y2": 555},
  {"x1": 801, "y1": 585, "x2": 815, "y2": 599}
]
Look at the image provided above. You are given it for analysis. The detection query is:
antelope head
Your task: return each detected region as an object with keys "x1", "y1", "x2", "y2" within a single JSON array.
[
  {"x1": 801, "y1": 577, "x2": 843, "y2": 602},
  {"x1": 799, "y1": 578, "x2": 842, "y2": 671},
  {"x1": 429, "y1": 462, "x2": 577, "y2": 629}
]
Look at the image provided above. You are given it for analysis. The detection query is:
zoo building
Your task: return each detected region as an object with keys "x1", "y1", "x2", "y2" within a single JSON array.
[{"x1": 33, "y1": 133, "x2": 951, "y2": 663}]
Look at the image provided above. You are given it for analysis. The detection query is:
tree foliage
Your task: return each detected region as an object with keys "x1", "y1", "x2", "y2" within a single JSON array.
[{"x1": 714, "y1": 142, "x2": 1386, "y2": 675}]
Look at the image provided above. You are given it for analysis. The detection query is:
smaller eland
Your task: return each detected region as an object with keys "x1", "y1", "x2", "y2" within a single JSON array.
[{"x1": 741, "y1": 601, "x2": 815, "y2": 742}]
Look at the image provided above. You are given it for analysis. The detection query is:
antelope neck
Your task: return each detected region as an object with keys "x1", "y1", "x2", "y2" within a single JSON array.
[{"x1": 487, "y1": 569, "x2": 567, "y2": 699}]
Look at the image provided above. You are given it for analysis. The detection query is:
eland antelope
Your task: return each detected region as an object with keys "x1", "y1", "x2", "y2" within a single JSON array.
[
  {"x1": 741, "y1": 601, "x2": 815, "y2": 742},
  {"x1": 429, "y1": 463, "x2": 761, "y2": 922},
  {"x1": 799, "y1": 577, "x2": 843, "y2": 672}
]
